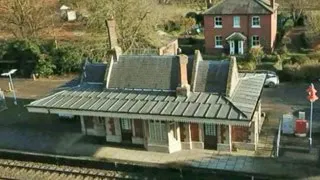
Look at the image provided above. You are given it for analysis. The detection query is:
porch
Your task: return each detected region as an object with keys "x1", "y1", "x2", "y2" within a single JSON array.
[{"x1": 79, "y1": 100, "x2": 263, "y2": 153}]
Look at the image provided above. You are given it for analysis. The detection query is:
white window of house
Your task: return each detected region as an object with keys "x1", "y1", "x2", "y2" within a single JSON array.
[
  {"x1": 205, "y1": 124, "x2": 216, "y2": 136},
  {"x1": 215, "y1": 36, "x2": 223, "y2": 48},
  {"x1": 121, "y1": 118, "x2": 132, "y2": 130},
  {"x1": 252, "y1": 16, "x2": 260, "y2": 28},
  {"x1": 252, "y1": 35, "x2": 260, "y2": 47},
  {"x1": 214, "y1": 16, "x2": 222, "y2": 28},
  {"x1": 233, "y1": 16, "x2": 240, "y2": 28}
]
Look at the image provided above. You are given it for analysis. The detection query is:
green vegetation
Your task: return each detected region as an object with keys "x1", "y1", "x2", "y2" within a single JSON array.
[{"x1": 0, "y1": 40, "x2": 87, "y2": 77}]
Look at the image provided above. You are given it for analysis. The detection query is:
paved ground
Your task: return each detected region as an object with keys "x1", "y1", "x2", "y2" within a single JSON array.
[{"x1": 0, "y1": 79, "x2": 320, "y2": 179}]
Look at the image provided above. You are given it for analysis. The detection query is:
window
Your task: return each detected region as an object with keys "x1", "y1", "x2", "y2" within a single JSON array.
[
  {"x1": 252, "y1": 35, "x2": 260, "y2": 47},
  {"x1": 252, "y1": 16, "x2": 260, "y2": 27},
  {"x1": 214, "y1": 16, "x2": 222, "y2": 28},
  {"x1": 149, "y1": 120, "x2": 167, "y2": 141},
  {"x1": 170, "y1": 123, "x2": 178, "y2": 141},
  {"x1": 121, "y1": 118, "x2": 132, "y2": 130},
  {"x1": 215, "y1": 36, "x2": 223, "y2": 48},
  {"x1": 98, "y1": 117, "x2": 105, "y2": 124},
  {"x1": 205, "y1": 124, "x2": 216, "y2": 136},
  {"x1": 233, "y1": 16, "x2": 240, "y2": 28}
]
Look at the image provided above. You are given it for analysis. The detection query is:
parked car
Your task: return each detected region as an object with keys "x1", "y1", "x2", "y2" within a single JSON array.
[{"x1": 264, "y1": 71, "x2": 279, "y2": 88}]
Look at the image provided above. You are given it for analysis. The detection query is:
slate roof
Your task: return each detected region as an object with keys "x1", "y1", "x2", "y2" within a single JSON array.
[
  {"x1": 82, "y1": 62, "x2": 108, "y2": 83},
  {"x1": 27, "y1": 73, "x2": 266, "y2": 122},
  {"x1": 194, "y1": 60, "x2": 229, "y2": 93},
  {"x1": 204, "y1": 0, "x2": 278, "y2": 15},
  {"x1": 108, "y1": 55, "x2": 180, "y2": 90}
]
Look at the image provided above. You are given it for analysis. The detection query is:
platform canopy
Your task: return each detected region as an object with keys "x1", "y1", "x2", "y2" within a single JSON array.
[{"x1": 26, "y1": 73, "x2": 265, "y2": 126}]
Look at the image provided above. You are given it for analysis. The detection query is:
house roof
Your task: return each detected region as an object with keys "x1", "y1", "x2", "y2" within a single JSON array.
[
  {"x1": 108, "y1": 55, "x2": 180, "y2": 90},
  {"x1": 81, "y1": 62, "x2": 108, "y2": 84},
  {"x1": 204, "y1": 0, "x2": 279, "y2": 15},
  {"x1": 194, "y1": 60, "x2": 229, "y2": 93},
  {"x1": 226, "y1": 32, "x2": 247, "y2": 41},
  {"x1": 26, "y1": 72, "x2": 265, "y2": 124}
]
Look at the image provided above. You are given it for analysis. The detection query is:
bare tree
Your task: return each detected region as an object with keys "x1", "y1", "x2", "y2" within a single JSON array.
[
  {"x1": 281, "y1": 0, "x2": 317, "y2": 26},
  {"x1": 0, "y1": 0, "x2": 55, "y2": 39},
  {"x1": 81, "y1": 0, "x2": 161, "y2": 53}
]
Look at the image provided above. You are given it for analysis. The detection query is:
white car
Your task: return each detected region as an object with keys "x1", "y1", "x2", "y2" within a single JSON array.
[{"x1": 264, "y1": 71, "x2": 280, "y2": 88}]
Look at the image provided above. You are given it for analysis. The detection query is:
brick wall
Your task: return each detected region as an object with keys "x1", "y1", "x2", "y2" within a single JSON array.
[{"x1": 204, "y1": 13, "x2": 276, "y2": 55}]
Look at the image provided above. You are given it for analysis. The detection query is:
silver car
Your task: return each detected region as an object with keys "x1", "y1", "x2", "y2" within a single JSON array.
[{"x1": 264, "y1": 71, "x2": 280, "y2": 87}]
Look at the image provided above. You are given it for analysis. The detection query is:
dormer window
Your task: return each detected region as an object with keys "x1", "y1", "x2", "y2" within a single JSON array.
[
  {"x1": 252, "y1": 16, "x2": 260, "y2": 28},
  {"x1": 214, "y1": 16, "x2": 222, "y2": 28}
]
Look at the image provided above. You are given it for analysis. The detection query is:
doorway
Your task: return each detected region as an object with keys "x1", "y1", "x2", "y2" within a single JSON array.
[
  {"x1": 121, "y1": 119, "x2": 133, "y2": 143},
  {"x1": 234, "y1": 40, "x2": 239, "y2": 54},
  {"x1": 204, "y1": 124, "x2": 217, "y2": 149}
]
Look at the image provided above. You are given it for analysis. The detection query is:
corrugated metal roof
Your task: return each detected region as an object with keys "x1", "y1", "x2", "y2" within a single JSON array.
[
  {"x1": 204, "y1": 0, "x2": 276, "y2": 15},
  {"x1": 27, "y1": 73, "x2": 265, "y2": 122}
]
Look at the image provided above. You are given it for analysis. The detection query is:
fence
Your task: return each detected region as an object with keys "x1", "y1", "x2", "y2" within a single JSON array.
[{"x1": 276, "y1": 118, "x2": 282, "y2": 157}]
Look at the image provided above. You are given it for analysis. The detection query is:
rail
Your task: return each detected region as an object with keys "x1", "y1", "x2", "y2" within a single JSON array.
[{"x1": 276, "y1": 118, "x2": 282, "y2": 157}]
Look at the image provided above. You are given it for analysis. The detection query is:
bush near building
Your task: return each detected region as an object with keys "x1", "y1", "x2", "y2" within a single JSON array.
[{"x1": 0, "y1": 40, "x2": 84, "y2": 77}]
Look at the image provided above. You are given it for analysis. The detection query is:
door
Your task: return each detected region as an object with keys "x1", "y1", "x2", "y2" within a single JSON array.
[
  {"x1": 121, "y1": 119, "x2": 133, "y2": 143},
  {"x1": 204, "y1": 124, "x2": 217, "y2": 149},
  {"x1": 134, "y1": 119, "x2": 143, "y2": 138},
  {"x1": 234, "y1": 40, "x2": 239, "y2": 54},
  {"x1": 229, "y1": 41, "x2": 235, "y2": 55},
  {"x1": 190, "y1": 123, "x2": 199, "y2": 141},
  {"x1": 238, "y1": 41, "x2": 244, "y2": 54}
]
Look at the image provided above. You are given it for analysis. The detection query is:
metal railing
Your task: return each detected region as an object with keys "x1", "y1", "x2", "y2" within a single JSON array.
[{"x1": 276, "y1": 118, "x2": 282, "y2": 157}]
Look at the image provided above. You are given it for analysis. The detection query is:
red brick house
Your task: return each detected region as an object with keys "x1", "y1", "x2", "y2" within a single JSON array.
[{"x1": 204, "y1": 0, "x2": 279, "y2": 55}]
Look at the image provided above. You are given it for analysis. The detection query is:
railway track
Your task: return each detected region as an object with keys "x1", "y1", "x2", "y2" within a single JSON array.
[{"x1": 0, "y1": 159, "x2": 144, "y2": 180}]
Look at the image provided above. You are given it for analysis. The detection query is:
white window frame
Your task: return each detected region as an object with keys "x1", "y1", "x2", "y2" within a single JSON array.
[
  {"x1": 252, "y1": 16, "x2": 260, "y2": 28},
  {"x1": 215, "y1": 36, "x2": 223, "y2": 48},
  {"x1": 205, "y1": 124, "x2": 216, "y2": 136},
  {"x1": 121, "y1": 118, "x2": 132, "y2": 130},
  {"x1": 149, "y1": 120, "x2": 167, "y2": 141},
  {"x1": 233, "y1": 16, "x2": 240, "y2": 28},
  {"x1": 214, "y1": 16, "x2": 222, "y2": 28},
  {"x1": 251, "y1": 35, "x2": 260, "y2": 47}
]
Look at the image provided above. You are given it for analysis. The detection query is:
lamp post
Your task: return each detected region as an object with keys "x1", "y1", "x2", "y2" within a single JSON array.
[
  {"x1": 1, "y1": 69, "x2": 17, "y2": 105},
  {"x1": 306, "y1": 83, "x2": 318, "y2": 152}
]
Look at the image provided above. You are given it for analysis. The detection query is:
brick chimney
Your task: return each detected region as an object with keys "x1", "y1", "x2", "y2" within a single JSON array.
[
  {"x1": 226, "y1": 56, "x2": 239, "y2": 97},
  {"x1": 190, "y1": 50, "x2": 203, "y2": 92},
  {"x1": 105, "y1": 17, "x2": 118, "y2": 49},
  {"x1": 271, "y1": 0, "x2": 275, "y2": 9},
  {"x1": 206, "y1": 0, "x2": 213, "y2": 9},
  {"x1": 176, "y1": 55, "x2": 190, "y2": 97}
]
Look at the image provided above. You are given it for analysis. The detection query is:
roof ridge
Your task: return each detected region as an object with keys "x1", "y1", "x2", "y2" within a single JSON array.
[
  {"x1": 221, "y1": 96, "x2": 248, "y2": 119},
  {"x1": 254, "y1": 0, "x2": 274, "y2": 13}
]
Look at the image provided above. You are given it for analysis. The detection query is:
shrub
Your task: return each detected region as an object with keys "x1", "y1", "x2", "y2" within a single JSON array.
[
  {"x1": 281, "y1": 60, "x2": 320, "y2": 81},
  {"x1": 283, "y1": 19, "x2": 294, "y2": 32},
  {"x1": 261, "y1": 55, "x2": 278, "y2": 63},
  {"x1": 300, "y1": 32, "x2": 311, "y2": 48},
  {"x1": 289, "y1": 55, "x2": 310, "y2": 65},
  {"x1": 35, "y1": 54, "x2": 55, "y2": 77},
  {"x1": 238, "y1": 61, "x2": 256, "y2": 71},
  {"x1": 52, "y1": 45, "x2": 83, "y2": 75},
  {"x1": 307, "y1": 51, "x2": 320, "y2": 61},
  {"x1": 248, "y1": 46, "x2": 264, "y2": 63},
  {"x1": 277, "y1": 45, "x2": 288, "y2": 55}
]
